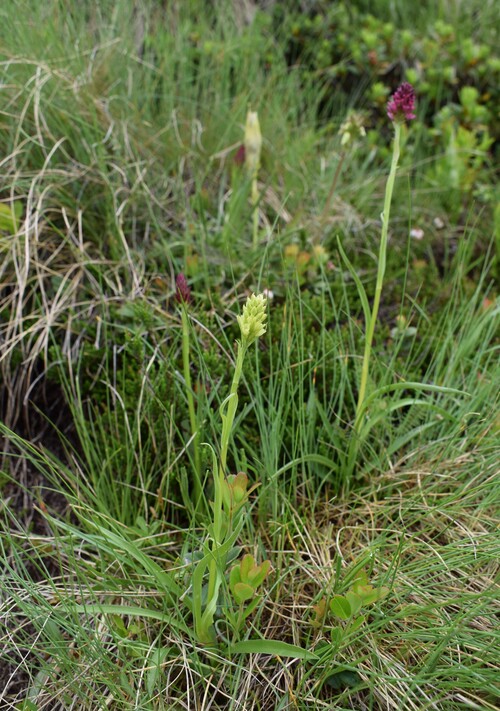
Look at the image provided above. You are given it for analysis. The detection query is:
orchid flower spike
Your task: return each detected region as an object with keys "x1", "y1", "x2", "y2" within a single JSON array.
[
  {"x1": 237, "y1": 293, "x2": 267, "y2": 347},
  {"x1": 387, "y1": 82, "x2": 416, "y2": 123}
]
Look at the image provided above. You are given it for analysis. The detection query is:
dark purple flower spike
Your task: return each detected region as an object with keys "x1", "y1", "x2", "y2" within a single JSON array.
[
  {"x1": 387, "y1": 83, "x2": 416, "y2": 122},
  {"x1": 175, "y1": 273, "x2": 192, "y2": 305}
]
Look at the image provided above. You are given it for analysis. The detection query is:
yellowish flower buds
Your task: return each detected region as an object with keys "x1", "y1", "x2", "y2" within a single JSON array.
[
  {"x1": 244, "y1": 110, "x2": 262, "y2": 176},
  {"x1": 339, "y1": 112, "x2": 366, "y2": 147},
  {"x1": 237, "y1": 293, "x2": 267, "y2": 346}
]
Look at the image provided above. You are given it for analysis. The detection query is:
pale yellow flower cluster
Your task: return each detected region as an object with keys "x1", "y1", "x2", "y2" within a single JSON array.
[
  {"x1": 339, "y1": 112, "x2": 366, "y2": 147},
  {"x1": 237, "y1": 293, "x2": 267, "y2": 346},
  {"x1": 244, "y1": 111, "x2": 262, "y2": 175}
]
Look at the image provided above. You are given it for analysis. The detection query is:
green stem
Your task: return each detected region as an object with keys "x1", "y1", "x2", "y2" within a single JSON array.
[
  {"x1": 198, "y1": 340, "x2": 247, "y2": 642},
  {"x1": 181, "y1": 307, "x2": 202, "y2": 506},
  {"x1": 231, "y1": 605, "x2": 245, "y2": 644},
  {"x1": 349, "y1": 122, "x2": 402, "y2": 472},
  {"x1": 251, "y1": 177, "x2": 259, "y2": 249},
  {"x1": 320, "y1": 150, "x2": 345, "y2": 227},
  {"x1": 220, "y1": 342, "x2": 246, "y2": 477}
]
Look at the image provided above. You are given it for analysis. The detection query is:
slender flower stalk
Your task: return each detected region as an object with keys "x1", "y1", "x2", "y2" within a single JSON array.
[
  {"x1": 347, "y1": 84, "x2": 416, "y2": 476},
  {"x1": 354, "y1": 122, "x2": 401, "y2": 425},
  {"x1": 176, "y1": 274, "x2": 202, "y2": 506},
  {"x1": 220, "y1": 293, "x2": 267, "y2": 474},
  {"x1": 320, "y1": 152, "x2": 346, "y2": 227},
  {"x1": 320, "y1": 113, "x2": 366, "y2": 226},
  {"x1": 194, "y1": 293, "x2": 267, "y2": 644}
]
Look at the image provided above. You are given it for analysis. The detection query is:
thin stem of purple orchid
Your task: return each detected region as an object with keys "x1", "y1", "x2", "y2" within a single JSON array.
[
  {"x1": 347, "y1": 121, "x2": 402, "y2": 475},
  {"x1": 180, "y1": 306, "x2": 202, "y2": 507}
]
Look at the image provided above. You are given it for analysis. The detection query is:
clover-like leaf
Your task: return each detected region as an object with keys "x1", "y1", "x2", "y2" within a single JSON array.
[
  {"x1": 325, "y1": 669, "x2": 361, "y2": 690},
  {"x1": 329, "y1": 595, "x2": 351, "y2": 620},
  {"x1": 351, "y1": 568, "x2": 369, "y2": 591},
  {"x1": 345, "y1": 591, "x2": 363, "y2": 617},
  {"x1": 353, "y1": 583, "x2": 389, "y2": 606}
]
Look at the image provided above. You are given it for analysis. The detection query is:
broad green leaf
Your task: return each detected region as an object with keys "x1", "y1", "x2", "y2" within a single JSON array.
[
  {"x1": 233, "y1": 582, "x2": 255, "y2": 603},
  {"x1": 345, "y1": 591, "x2": 363, "y2": 616},
  {"x1": 226, "y1": 546, "x2": 242, "y2": 564},
  {"x1": 351, "y1": 582, "x2": 373, "y2": 596},
  {"x1": 109, "y1": 614, "x2": 128, "y2": 637},
  {"x1": 246, "y1": 565, "x2": 261, "y2": 583},
  {"x1": 329, "y1": 595, "x2": 351, "y2": 620},
  {"x1": 358, "y1": 586, "x2": 389, "y2": 605},
  {"x1": 351, "y1": 568, "x2": 369, "y2": 589},
  {"x1": 71, "y1": 603, "x2": 190, "y2": 635},
  {"x1": 193, "y1": 522, "x2": 244, "y2": 641},
  {"x1": 344, "y1": 555, "x2": 373, "y2": 586},
  {"x1": 16, "y1": 702, "x2": 38, "y2": 711},
  {"x1": 325, "y1": 668, "x2": 361, "y2": 690},
  {"x1": 230, "y1": 639, "x2": 318, "y2": 660}
]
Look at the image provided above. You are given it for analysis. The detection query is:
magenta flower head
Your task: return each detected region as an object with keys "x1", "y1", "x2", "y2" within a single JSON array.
[
  {"x1": 175, "y1": 273, "x2": 192, "y2": 305},
  {"x1": 387, "y1": 82, "x2": 416, "y2": 123}
]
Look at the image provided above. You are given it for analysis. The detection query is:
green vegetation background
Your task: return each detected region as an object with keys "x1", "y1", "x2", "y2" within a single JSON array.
[{"x1": 0, "y1": 1, "x2": 498, "y2": 709}]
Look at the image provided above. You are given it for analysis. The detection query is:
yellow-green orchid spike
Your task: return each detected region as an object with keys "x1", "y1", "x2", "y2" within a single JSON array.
[{"x1": 237, "y1": 293, "x2": 267, "y2": 346}]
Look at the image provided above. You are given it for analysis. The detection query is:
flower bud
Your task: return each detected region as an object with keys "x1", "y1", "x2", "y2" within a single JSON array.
[
  {"x1": 244, "y1": 110, "x2": 262, "y2": 176},
  {"x1": 339, "y1": 112, "x2": 366, "y2": 147}
]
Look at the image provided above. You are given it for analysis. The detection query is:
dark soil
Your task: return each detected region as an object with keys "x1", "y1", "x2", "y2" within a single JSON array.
[{"x1": 1, "y1": 368, "x2": 76, "y2": 706}]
